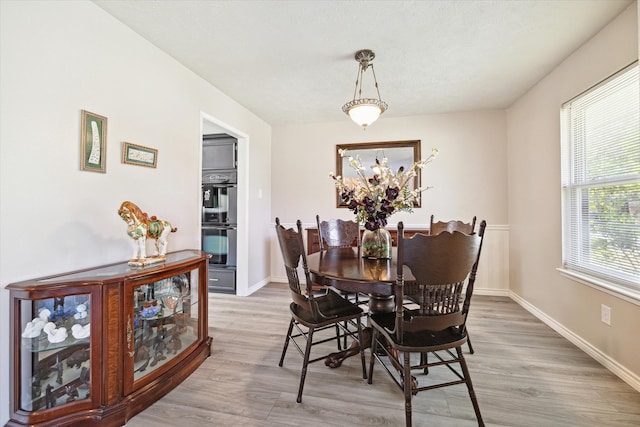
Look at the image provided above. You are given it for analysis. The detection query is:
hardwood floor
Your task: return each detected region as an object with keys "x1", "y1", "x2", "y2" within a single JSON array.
[{"x1": 125, "y1": 282, "x2": 640, "y2": 426}]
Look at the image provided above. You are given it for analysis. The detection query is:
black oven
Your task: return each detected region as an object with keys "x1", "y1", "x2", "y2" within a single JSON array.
[
  {"x1": 202, "y1": 226, "x2": 237, "y2": 267},
  {"x1": 203, "y1": 135, "x2": 237, "y2": 170},
  {"x1": 202, "y1": 184, "x2": 237, "y2": 226}
]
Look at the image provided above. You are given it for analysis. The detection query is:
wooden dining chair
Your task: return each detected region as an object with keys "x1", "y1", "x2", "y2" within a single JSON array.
[
  {"x1": 367, "y1": 220, "x2": 487, "y2": 427},
  {"x1": 275, "y1": 218, "x2": 367, "y2": 403},
  {"x1": 316, "y1": 215, "x2": 361, "y2": 251},
  {"x1": 316, "y1": 215, "x2": 366, "y2": 347},
  {"x1": 315, "y1": 216, "x2": 361, "y2": 293},
  {"x1": 430, "y1": 214, "x2": 477, "y2": 235},
  {"x1": 428, "y1": 214, "x2": 478, "y2": 354}
]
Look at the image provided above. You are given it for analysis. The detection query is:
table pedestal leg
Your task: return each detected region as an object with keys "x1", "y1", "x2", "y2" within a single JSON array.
[
  {"x1": 368, "y1": 294, "x2": 394, "y2": 313},
  {"x1": 325, "y1": 327, "x2": 372, "y2": 368}
]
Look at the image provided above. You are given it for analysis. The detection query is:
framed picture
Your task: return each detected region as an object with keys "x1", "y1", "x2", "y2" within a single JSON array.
[
  {"x1": 335, "y1": 140, "x2": 422, "y2": 207},
  {"x1": 122, "y1": 142, "x2": 158, "y2": 168},
  {"x1": 80, "y1": 110, "x2": 107, "y2": 173}
]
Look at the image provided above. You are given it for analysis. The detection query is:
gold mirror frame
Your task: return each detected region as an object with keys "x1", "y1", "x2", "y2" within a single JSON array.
[{"x1": 335, "y1": 140, "x2": 421, "y2": 208}]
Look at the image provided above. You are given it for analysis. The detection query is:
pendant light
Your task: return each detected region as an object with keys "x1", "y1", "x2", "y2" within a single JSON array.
[{"x1": 342, "y1": 49, "x2": 388, "y2": 129}]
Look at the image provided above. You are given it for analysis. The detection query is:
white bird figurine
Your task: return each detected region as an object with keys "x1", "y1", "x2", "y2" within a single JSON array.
[
  {"x1": 39, "y1": 308, "x2": 52, "y2": 321},
  {"x1": 71, "y1": 323, "x2": 90, "y2": 339},
  {"x1": 21, "y1": 308, "x2": 52, "y2": 338},
  {"x1": 74, "y1": 304, "x2": 88, "y2": 320},
  {"x1": 22, "y1": 319, "x2": 45, "y2": 338},
  {"x1": 43, "y1": 322, "x2": 68, "y2": 343}
]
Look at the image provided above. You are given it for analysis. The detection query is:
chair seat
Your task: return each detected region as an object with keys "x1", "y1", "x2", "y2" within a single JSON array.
[
  {"x1": 369, "y1": 312, "x2": 468, "y2": 352},
  {"x1": 291, "y1": 290, "x2": 363, "y2": 327}
]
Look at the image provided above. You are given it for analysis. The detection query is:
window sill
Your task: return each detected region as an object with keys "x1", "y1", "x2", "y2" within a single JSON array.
[{"x1": 557, "y1": 268, "x2": 640, "y2": 306}]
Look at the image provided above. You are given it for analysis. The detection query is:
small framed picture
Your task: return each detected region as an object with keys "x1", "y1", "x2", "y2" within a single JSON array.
[
  {"x1": 80, "y1": 110, "x2": 107, "y2": 173},
  {"x1": 122, "y1": 142, "x2": 158, "y2": 168}
]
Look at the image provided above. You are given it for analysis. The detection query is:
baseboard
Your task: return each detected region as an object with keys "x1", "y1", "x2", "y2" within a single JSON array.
[
  {"x1": 510, "y1": 292, "x2": 640, "y2": 393},
  {"x1": 242, "y1": 277, "x2": 271, "y2": 296},
  {"x1": 475, "y1": 288, "x2": 510, "y2": 297}
]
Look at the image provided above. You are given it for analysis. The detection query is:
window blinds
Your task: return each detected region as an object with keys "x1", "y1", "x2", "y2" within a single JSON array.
[{"x1": 561, "y1": 62, "x2": 639, "y2": 288}]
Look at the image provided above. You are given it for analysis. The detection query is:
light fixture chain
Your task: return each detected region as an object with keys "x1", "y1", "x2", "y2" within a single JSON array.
[
  {"x1": 352, "y1": 64, "x2": 361, "y2": 101},
  {"x1": 357, "y1": 64, "x2": 365, "y2": 99},
  {"x1": 371, "y1": 64, "x2": 383, "y2": 102}
]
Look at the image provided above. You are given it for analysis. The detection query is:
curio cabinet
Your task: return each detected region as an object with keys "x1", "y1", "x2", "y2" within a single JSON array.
[{"x1": 6, "y1": 250, "x2": 212, "y2": 427}]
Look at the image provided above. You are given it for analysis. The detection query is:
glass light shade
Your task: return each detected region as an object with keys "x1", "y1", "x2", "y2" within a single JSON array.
[
  {"x1": 349, "y1": 104, "x2": 381, "y2": 127},
  {"x1": 342, "y1": 98, "x2": 388, "y2": 128}
]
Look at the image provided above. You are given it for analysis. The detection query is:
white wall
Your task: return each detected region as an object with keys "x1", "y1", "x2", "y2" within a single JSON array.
[
  {"x1": 1, "y1": 1, "x2": 637, "y2": 424},
  {"x1": 507, "y1": 3, "x2": 639, "y2": 387},
  {"x1": 0, "y1": 1, "x2": 272, "y2": 423},
  {"x1": 270, "y1": 111, "x2": 510, "y2": 294}
]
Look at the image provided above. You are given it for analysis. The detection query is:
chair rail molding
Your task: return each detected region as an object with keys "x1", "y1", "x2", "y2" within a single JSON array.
[{"x1": 270, "y1": 223, "x2": 510, "y2": 296}]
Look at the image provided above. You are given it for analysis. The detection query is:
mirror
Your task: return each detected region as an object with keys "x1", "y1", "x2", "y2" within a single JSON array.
[{"x1": 335, "y1": 140, "x2": 422, "y2": 208}]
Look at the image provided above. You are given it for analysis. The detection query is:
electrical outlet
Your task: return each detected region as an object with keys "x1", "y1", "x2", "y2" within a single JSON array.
[{"x1": 601, "y1": 304, "x2": 611, "y2": 326}]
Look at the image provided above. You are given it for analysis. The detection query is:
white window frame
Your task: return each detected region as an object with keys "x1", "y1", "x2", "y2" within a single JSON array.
[{"x1": 559, "y1": 62, "x2": 639, "y2": 301}]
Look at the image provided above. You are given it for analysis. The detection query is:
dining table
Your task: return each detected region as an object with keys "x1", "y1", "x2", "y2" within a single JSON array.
[{"x1": 306, "y1": 246, "x2": 414, "y2": 313}]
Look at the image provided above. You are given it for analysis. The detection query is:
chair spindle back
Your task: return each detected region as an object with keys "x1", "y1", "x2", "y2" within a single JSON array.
[
  {"x1": 316, "y1": 215, "x2": 360, "y2": 251},
  {"x1": 395, "y1": 220, "x2": 486, "y2": 341}
]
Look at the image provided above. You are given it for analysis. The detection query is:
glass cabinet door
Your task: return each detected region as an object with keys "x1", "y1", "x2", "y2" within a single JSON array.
[
  {"x1": 17, "y1": 294, "x2": 92, "y2": 411},
  {"x1": 127, "y1": 267, "x2": 200, "y2": 384}
]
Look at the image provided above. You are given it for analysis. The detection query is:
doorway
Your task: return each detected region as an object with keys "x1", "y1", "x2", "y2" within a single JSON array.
[{"x1": 201, "y1": 114, "x2": 248, "y2": 296}]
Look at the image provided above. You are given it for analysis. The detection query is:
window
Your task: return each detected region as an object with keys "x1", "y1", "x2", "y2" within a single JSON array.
[{"x1": 560, "y1": 62, "x2": 639, "y2": 292}]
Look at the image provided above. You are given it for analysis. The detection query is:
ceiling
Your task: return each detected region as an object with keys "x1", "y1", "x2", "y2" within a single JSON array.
[{"x1": 93, "y1": 0, "x2": 633, "y2": 126}]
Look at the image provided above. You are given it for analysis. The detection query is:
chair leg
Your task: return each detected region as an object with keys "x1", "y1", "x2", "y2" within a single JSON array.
[
  {"x1": 367, "y1": 328, "x2": 379, "y2": 384},
  {"x1": 296, "y1": 326, "x2": 315, "y2": 403},
  {"x1": 403, "y1": 351, "x2": 412, "y2": 427},
  {"x1": 335, "y1": 324, "x2": 342, "y2": 350},
  {"x1": 356, "y1": 318, "x2": 367, "y2": 380},
  {"x1": 456, "y1": 347, "x2": 484, "y2": 426},
  {"x1": 421, "y1": 352, "x2": 429, "y2": 374},
  {"x1": 343, "y1": 320, "x2": 349, "y2": 349},
  {"x1": 279, "y1": 318, "x2": 294, "y2": 367},
  {"x1": 467, "y1": 333, "x2": 475, "y2": 354}
]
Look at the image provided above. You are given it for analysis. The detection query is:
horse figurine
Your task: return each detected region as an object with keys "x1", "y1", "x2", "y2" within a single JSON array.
[{"x1": 117, "y1": 201, "x2": 177, "y2": 266}]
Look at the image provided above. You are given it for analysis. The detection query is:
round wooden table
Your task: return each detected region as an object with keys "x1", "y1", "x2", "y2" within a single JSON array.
[{"x1": 306, "y1": 247, "x2": 413, "y2": 313}]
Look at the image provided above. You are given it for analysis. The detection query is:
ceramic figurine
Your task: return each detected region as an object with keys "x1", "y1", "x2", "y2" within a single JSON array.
[
  {"x1": 74, "y1": 304, "x2": 88, "y2": 320},
  {"x1": 136, "y1": 357, "x2": 150, "y2": 373},
  {"x1": 79, "y1": 366, "x2": 90, "y2": 389},
  {"x1": 167, "y1": 335, "x2": 182, "y2": 355},
  {"x1": 65, "y1": 385, "x2": 79, "y2": 402},
  {"x1": 45, "y1": 384, "x2": 56, "y2": 408},
  {"x1": 56, "y1": 357, "x2": 63, "y2": 385},
  {"x1": 66, "y1": 348, "x2": 90, "y2": 369},
  {"x1": 117, "y1": 201, "x2": 177, "y2": 266},
  {"x1": 43, "y1": 322, "x2": 67, "y2": 343},
  {"x1": 149, "y1": 349, "x2": 166, "y2": 367},
  {"x1": 53, "y1": 296, "x2": 65, "y2": 313},
  {"x1": 71, "y1": 323, "x2": 90, "y2": 339},
  {"x1": 21, "y1": 308, "x2": 51, "y2": 338}
]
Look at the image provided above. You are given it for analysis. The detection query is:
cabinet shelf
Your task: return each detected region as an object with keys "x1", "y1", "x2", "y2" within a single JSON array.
[{"x1": 7, "y1": 250, "x2": 212, "y2": 427}]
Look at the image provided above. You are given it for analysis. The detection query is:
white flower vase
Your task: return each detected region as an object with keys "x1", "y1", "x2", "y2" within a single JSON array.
[{"x1": 361, "y1": 228, "x2": 392, "y2": 259}]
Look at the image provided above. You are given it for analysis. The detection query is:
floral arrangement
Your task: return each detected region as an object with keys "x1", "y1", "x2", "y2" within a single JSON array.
[{"x1": 330, "y1": 147, "x2": 438, "y2": 231}]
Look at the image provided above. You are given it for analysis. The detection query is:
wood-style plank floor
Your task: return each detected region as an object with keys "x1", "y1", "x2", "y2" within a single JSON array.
[{"x1": 125, "y1": 282, "x2": 640, "y2": 426}]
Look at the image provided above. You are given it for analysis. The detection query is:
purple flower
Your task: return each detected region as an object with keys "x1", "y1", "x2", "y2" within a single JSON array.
[{"x1": 386, "y1": 187, "x2": 399, "y2": 200}]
